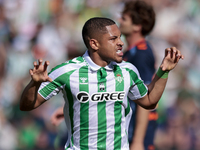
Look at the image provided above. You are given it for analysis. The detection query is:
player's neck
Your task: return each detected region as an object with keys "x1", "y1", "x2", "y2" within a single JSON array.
[
  {"x1": 89, "y1": 50, "x2": 109, "y2": 67},
  {"x1": 125, "y1": 33, "x2": 145, "y2": 48}
]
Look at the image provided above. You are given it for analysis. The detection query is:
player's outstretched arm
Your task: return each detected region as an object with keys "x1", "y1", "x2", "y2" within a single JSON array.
[
  {"x1": 20, "y1": 59, "x2": 52, "y2": 111},
  {"x1": 135, "y1": 47, "x2": 184, "y2": 109}
]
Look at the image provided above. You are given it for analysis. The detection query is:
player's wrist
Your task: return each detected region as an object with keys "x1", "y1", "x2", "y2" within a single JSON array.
[
  {"x1": 156, "y1": 68, "x2": 169, "y2": 79},
  {"x1": 30, "y1": 79, "x2": 43, "y2": 87}
]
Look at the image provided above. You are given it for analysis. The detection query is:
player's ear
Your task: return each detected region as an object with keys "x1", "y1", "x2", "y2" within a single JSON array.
[
  {"x1": 132, "y1": 24, "x2": 142, "y2": 32},
  {"x1": 89, "y1": 39, "x2": 99, "y2": 51}
]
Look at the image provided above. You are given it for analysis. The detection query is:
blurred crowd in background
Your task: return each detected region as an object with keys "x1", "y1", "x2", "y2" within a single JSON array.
[{"x1": 0, "y1": 0, "x2": 200, "y2": 149}]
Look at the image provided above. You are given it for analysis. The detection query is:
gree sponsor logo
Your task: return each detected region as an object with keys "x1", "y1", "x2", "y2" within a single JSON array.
[
  {"x1": 76, "y1": 92, "x2": 89, "y2": 103},
  {"x1": 76, "y1": 91, "x2": 125, "y2": 103}
]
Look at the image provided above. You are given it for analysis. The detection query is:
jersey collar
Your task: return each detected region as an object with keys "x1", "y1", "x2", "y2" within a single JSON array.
[{"x1": 83, "y1": 50, "x2": 115, "y2": 71}]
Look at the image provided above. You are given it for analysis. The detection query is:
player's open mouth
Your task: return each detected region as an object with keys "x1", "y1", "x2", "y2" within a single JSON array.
[
  {"x1": 116, "y1": 50, "x2": 121, "y2": 54},
  {"x1": 116, "y1": 50, "x2": 123, "y2": 56}
]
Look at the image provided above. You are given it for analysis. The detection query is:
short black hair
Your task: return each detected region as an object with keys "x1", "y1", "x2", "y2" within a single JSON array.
[
  {"x1": 82, "y1": 17, "x2": 116, "y2": 49},
  {"x1": 122, "y1": 1, "x2": 155, "y2": 36}
]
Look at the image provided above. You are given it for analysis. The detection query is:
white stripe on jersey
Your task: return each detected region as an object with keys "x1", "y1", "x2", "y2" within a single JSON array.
[
  {"x1": 88, "y1": 71, "x2": 98, "y2": 149},
  {"x1": 71, "y1": 70, "x2": 81, "y2": 149},
  {"x1": 105, "y1": 71, "x2": 115, "y2": 150}
]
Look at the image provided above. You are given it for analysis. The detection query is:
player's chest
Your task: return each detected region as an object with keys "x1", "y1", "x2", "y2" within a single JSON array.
[{"x1": 67, "y1": 70, "x2": 130, "y2": 99}]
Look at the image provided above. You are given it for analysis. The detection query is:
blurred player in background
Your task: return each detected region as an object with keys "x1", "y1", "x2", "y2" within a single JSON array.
[{"x1": 119, "y1": 1, "x2": 157, "y2": 150}]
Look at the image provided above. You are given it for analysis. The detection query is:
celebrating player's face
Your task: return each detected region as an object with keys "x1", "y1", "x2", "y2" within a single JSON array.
[{"x1": 97, "y1": 24, "x2": 124, "y2": 64}]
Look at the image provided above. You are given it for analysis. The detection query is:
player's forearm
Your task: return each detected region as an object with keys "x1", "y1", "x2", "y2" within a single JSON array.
[
  {"x1": 20, "y1": 80, "x2": 41, "y2": 111},
  {"x1": 132, "y1": 105, "x2": 149, "y2": 143},
  {"x1": 147, "y1": 72, "x2": 168, "y2": 108}
]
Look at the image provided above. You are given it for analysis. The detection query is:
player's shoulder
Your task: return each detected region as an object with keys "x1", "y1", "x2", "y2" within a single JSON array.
[
  {"x1": 117, "y1": 61, "x2": 139, "y2": 72},
  {"x1": 49, "y1": 56, "x2": 86, "y2": 74},
  {"x1": 136, "y1": 40, "x2": 150, "y2": 51},
  {"x1": 65, "y1": 56, "x2": 85, "y2": 65},
  {"x1": 59, "y1": 56, "x2": 85, "y2": 67}
]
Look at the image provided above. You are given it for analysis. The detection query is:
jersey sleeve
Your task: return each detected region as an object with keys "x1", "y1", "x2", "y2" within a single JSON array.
[
  {"x1": 125, "y1": 63, "x2": 148, "y2": 100},
  {"x1": 38, "y1": 80, "x2": 63, "y2": 101},
  {"x1": 38, "y1": 63, "x2": 67, "y2": 100}
]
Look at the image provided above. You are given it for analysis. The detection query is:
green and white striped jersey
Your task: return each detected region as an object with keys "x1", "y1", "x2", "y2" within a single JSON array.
[{"x1": 38, "y1": 51, "x2": 148, "y2": 150}]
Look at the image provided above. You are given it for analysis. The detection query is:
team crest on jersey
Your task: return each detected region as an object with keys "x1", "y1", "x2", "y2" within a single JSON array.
[
  {"x1": 115, "y1": 74, "x2": 124, "y2": 83},
  {"x1": 80, "y1": 77, "x2": 88, "y2": 84},
  {"x1": 99, "y1": 82, "x2": 105, "y2": 91}
]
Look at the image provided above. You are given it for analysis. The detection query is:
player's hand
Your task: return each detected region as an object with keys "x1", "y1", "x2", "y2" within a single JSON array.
[
  {"x1": 29, "y1": 59, "x2": 52, "y2": 83},
  {"x1": 51, "y1": 107, "x2": 65, "y2": 126},
  {"x1": 160, "y1": 47, "x2": 184, "y2": 71}
]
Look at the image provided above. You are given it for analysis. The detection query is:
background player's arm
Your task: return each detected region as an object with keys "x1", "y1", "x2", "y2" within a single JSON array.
[
  {"x1": 20, "y1": 59, "x2": 52, "y2": 111},
  {"x1": 130, "y1": 105, "x2": 149, "y2": 150},
  {"x1": 134, "y1": 47, "x2": 184, "y2": 109},
  {"x1": 51, "y1": 106, "x2": 65, "y2": 126}
]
